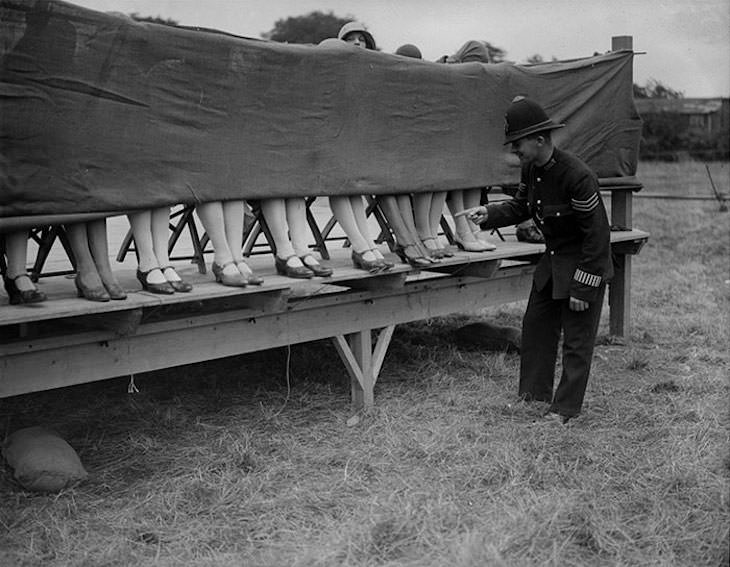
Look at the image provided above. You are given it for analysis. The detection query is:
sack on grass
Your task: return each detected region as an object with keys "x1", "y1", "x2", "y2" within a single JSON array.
[
  {"x1": 2, "y1": 426, "x2": 88, "y2": 492},
  {"x1": 455, "y1": 322, "x2": 521, "y2": 353}
]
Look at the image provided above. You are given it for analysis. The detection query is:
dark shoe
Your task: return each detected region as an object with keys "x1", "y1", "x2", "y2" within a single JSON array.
[
  {"x1": 161, "y1": 266, "x2": 193, "y2": 293},
  {"x1": 540, "y1": 411, "x2": 571, "y2": 425},
  {"x1": 351, "y1": 249, "x2": 384, "y2": 273},
  {"x1": 3, "y1": 274, "x2": 47, "y2": 305},
  {"x1": 136, "y1": 268, "x2": 175, "y2": 295},
  {"x1": 104, "y1": 282, "x2": 128, "y2": 300},
  {"x1": 374, "y1": 251, "x2": 394, "y2": 270},
  {"x1": 394, "y1": 244, "x2": 432, "y2": 268},
  {"x1": 211, "y1": 262, "x2": 247, "y2": 287},
  {"x1": 75, "y1": 274, "x2": 111, "y2": 302},
  {"x1": 275, "y1": 255, "x2": 313, "y2": 279},
  {"x1": 236, "y1": 261, "x2": 264, "y2": 285},
  {"x1": 299, "y1": 254, "x2": 333, "y2": 277}
]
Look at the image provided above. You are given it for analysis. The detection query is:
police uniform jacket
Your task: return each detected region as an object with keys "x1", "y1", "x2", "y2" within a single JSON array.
[{"x1": 482, "y1": 147, "x2": 613, "y2": 302}]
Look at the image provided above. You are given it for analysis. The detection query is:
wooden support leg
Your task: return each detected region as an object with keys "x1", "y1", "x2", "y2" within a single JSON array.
[
  {"x1": 608, "y1": 254, "x2": 631, "y2": 337},
  {"x1": 332, "y1": 324, "x2": 396, "y2": 408},
  {"x1": 610, "y1": 190, "x2": 633, "y2": 337}
]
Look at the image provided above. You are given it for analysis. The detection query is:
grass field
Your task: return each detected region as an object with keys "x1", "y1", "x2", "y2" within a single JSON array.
[{"x1": 1, "y1": 161, "x2": 728, "y2": 567}]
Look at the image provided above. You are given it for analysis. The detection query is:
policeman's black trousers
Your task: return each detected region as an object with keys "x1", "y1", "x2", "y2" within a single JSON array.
[{"x1": 518, "y1": 280, "x2": 606, "y2": 417}]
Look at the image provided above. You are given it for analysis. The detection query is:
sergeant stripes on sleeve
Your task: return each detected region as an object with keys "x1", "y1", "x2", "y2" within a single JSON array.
[
  {"x1": 574, "y1": 267, "x2": 602, "y2": 287},
  {"x1": 570, "y1": 193, "x2": 599, "y2": 212}
]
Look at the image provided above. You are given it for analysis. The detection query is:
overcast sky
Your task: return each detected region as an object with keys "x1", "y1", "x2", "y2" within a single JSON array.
[{"x1": 72, "y1": 0, "x2": 730, "y2": 97}]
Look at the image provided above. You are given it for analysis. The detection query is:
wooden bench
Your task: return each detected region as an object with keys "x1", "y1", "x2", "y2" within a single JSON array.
[{"x1": 1, "y1": 226, "x2": 648, "y2": 407}]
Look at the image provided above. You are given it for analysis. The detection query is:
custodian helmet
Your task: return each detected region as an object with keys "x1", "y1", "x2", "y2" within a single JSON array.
[{"x1": 503, "y1": 96, "x2": 565, "y2": 144}]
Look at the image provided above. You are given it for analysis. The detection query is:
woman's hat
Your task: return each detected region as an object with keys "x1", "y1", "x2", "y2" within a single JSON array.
[
  {"x1": 395, "y1": 44, "x2": 422, "y2": 59},
  {"x1": 503, "y1": 96, "x2": 565, "y2": 144},
  {"x1": 337, "y1": 21, "x2": 376, "y2": 50}
]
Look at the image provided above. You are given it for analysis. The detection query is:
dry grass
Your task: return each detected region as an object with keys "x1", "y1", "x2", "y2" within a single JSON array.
[{"x1": 1, "y1": 161, "x2": 728, "y2": 567}]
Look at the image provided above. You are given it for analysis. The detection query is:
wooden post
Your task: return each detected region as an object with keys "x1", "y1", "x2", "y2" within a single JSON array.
[
  {"x1": 611, "y1": 36, "x2": 633, "y2": 51},
  {"x1": 608, "y1": 35, "x2": 634, "y2": 337}
]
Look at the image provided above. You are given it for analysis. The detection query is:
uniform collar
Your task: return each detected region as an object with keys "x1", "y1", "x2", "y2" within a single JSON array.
[{"x1": 535, "y1": 149, "x2": 558, "y2": 172}]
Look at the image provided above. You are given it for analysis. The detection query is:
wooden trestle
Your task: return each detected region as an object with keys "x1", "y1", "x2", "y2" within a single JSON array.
[{"x1": 0, "y1": 229, "x2": 648, "y2": 406}]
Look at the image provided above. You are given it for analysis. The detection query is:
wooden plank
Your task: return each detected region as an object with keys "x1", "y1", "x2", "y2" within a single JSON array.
[{"x1": 0, "y1": 265, "x2": 534, "y2": 398}]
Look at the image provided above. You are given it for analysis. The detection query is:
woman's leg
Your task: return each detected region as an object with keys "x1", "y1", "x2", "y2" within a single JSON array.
[
  {"x1": 223, "y1": 200, "x2": 262, "y2": 282},
  {"x1": 464, "y1": 188, "x2": 488, "y2": 238},
  {"x1": 149, "y1": 207, "x2": 192, "y2": 291},
  {"x1": 3, "y1": 230, "x2": 45, "y2": 301},
  {"x1": 196, "y1": 201, "x2": 246, "y2": 284},
  {"x1": 447, "y1": 190, "x2": 492, "y2": 252},
  {"x1": 128, "y1": 211, "x2": 166, "y2": 284},
  {"x1": 413, "y1": 193, "x2": 433, "y2": 242},
  {"x1": 286, "y1": 198, "x2": 332, "y2": 276},
  {"x1": 286, "y1": 198, "x2": 311, "y2": 257},
  {"x1": 66, "y1": 222, "x2": 110, "y2": 300},
  {"x1": 429, "y1": 191, "x2": 448, "y2": 241},
  {"x1": 87, "y1": 218, "x2": 125, "y2": 297},
  {"x1": 328, "y1": 196, "x2": 371, "y2": 254},
  {"x1": 329, "y1": 196, "x2": 381, "y2": 270},
  {"x1": 260, "y1": 198, "x2": 298, "y2": 261},
  {"x1": 379, "y1": 194, "x2": 416, "y2": 247}
]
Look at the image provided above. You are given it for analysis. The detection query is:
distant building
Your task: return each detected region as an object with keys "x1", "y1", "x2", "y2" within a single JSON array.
[
  {"x1": 634, "y1": 97, "x2": 729, "y2": 160},
  {"x1": 634, "y1": 98, "x2": 729, "y2": 137}
]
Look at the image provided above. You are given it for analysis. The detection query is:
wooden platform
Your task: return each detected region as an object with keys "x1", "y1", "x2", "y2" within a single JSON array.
[{"x1": 0, "y1": 230, "x2": 649, "y2": 405}]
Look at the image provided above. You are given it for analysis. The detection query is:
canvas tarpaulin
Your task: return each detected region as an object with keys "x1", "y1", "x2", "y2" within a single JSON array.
[{"x1": 0, "y1": 0, "x2": 642, "y2": 229}]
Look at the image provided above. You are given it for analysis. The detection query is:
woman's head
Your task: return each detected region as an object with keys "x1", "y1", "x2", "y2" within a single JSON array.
[
  {"x1": 447, "y1": 40, "x2": 490, "y2": 64},
  {"x1": 337, "y1": 21, "x2": 376, "y2": 50},
  {"x1": 395, "y1": 44, "x2": 422, "y2": 59}
]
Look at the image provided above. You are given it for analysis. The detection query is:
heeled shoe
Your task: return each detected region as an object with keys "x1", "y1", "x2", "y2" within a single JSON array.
[
  {"x1": 3, "y1": 274, "x2": 46, "y2": 305},
  {"x1": 75, "y1": 274, "x2": 111, "y2": 302},
  {"x1": 211, "y1": 262, "x2": 247, "y2": 287},
  {"x1": 299, "y1": 254, "x2": 333, "y2": 277},
  {"x1": 104, "y1": 282, "x2": 128, "y2": 300},
  {"x1": 422, "y1": 238, "x2": 447, "y2": 259},
  {"x1": 275, "y1": 255, "x2": 313, "y2": 279},
  {"x1": 161, "y1": 266, "x2": 193, "y2": 293},
  {"x1": 394, "y1": 244, "x2": 433, "y2": 268},
  {"x1": 453, "y1": 236, "x2": 497, "y2": 252},
  {"x1": 372, "y1": 250, "x2": 394, "y2": 270},
  {"x1": 351, "y1": 249, "x2": 385, "y2": 273},
  {"x1": 236, "y1": 261, "x2": 264, "y2": 285},
  {"x1": 136, "y1": 268, "x2": 175, "y2": 295}
]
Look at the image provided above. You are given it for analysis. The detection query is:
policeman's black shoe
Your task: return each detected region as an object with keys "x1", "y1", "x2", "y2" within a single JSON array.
[{"x1": 540, "y1": 411, "x2": 571, "y2": 425}]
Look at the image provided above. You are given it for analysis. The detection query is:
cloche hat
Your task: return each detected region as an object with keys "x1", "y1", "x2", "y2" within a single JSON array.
[
  {"x1": 337, "y1": 21, "x2": 376, "y2": 50},
  {"x1": 503, "y1": 96, "x2": 565, "y2": 144},
  {"x1": 395, "y1": 44, "x2": 422, "y2": 59}
]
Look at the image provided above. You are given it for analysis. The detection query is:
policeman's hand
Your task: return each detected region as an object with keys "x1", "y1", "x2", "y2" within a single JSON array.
[
  {"x1": 456, "y1": 206, "x2": 488, "y2": 225},
  {"x1": 569, "y1": 296, "x2": 589, "y2": 312}
]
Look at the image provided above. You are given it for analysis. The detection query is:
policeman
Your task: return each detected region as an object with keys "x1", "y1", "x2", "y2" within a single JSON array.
[{"x1": 466, "y1": 96, "x2": 613, "y2": 423}]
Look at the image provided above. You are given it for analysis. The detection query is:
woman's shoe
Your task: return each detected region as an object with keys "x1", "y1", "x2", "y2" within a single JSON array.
[
  {"x1": 136, "y1": 268, "x2": 175, "y2": 294},
  {"x1": 211, "y1": 262, "x2": 247, "y2": 287},
  {"x1": 299, "y1": 254, "x2": 333, "y2": 277},
  {"x1": 3, "y1": 274, "x2": 46, "y2": 305},
  {"x1": 422, "y1": 238, "x2": 447, "y2": 259},
  {"x1": 394, "y1": 244, "x2": 433, "y2": 268},
  {"x1": 75, "y1": 274, "x2": 111, "y2": 302},
  {"x1": 453, "y1": 235, "x2": 496, "y2": 252},
  {"x1": 351, "y1": 249, "x2": 384, "y2": 273},
  {"x1": 274, "y1": 255, "x2": 313, "y2": 279},
  {"x1": 161, "y1": 266, "x2": 193, "y2": 293},
  {"x1": 236, "y1": 261, "x2": 264, "y2": 285},
  {"x1": 104, "y1": 282, "x2": 128, "y2": 300}
]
